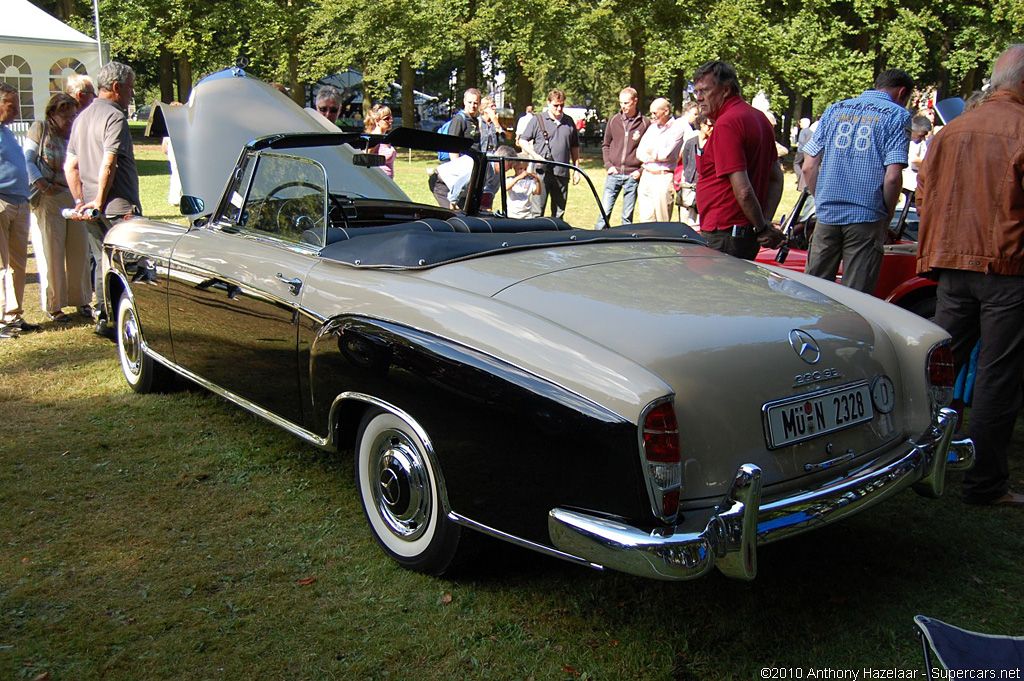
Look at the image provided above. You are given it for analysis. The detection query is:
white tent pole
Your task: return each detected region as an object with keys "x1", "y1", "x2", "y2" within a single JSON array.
[{"x1": 92, "y1": 0, "x2": 103, "y2": 66}]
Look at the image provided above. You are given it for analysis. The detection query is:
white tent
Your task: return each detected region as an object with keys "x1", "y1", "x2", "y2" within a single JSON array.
[{"x1": 1, "y1": 0, "x2": 104, "y2": 123}]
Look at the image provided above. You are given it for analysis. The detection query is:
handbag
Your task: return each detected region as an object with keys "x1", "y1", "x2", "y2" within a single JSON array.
[{"x1": 28, "y1": 121, "x2": 55, "y2": 207}]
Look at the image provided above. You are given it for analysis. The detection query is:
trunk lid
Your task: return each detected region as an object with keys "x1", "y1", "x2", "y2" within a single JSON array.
[{"x1": 426, "y1": 243, "x2": 906, "y2": 503}]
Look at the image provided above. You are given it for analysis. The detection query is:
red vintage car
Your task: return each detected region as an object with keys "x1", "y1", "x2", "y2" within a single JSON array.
[{"x1": 756, "y1": 189, "x2": 937, "y2": 318}]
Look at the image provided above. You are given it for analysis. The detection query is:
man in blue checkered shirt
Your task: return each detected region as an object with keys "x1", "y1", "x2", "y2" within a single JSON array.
[{"x1": 801, "y1": 70, "x2": 914, "y2": 293}]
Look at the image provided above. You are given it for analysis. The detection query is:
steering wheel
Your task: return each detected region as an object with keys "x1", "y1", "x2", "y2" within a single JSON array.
[{"x1": 265, "y1": 181, "x2": 324, "y2": 233}]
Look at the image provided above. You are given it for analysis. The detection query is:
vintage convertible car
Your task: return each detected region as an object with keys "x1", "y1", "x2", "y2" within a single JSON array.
[{"x1": 102, "y1": 68, "x2": 974, "y2": 581}]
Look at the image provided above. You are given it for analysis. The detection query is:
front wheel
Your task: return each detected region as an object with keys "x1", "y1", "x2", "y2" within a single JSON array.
[
  {"x1": 355, "y1": 409, "x2": 460, "y2": 575},
  {"x1": 117, "y1": 292, "x2": 171, "y2": 393}
]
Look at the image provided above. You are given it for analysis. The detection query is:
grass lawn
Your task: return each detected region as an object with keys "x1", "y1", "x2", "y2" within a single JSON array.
[{"x1": 2, "y1": 131, "x2": 1022, "y2": 680}]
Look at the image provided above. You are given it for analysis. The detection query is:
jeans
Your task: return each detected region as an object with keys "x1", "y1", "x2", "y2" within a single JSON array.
[
  {"x1": 934, "y1": 269, "x2": 1024, "y2": 504},
  {"x1": 595, "y1": 173, "x2": 638, "y2": 229}
]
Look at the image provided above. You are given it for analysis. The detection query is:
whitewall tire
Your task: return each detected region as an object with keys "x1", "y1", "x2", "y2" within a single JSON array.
[
  {"x1": 355, "y1": 409, "x2": 460, "y2": 575},
  {"x1": 117, "y1": 292, "x2": 170, "y2": 393}
]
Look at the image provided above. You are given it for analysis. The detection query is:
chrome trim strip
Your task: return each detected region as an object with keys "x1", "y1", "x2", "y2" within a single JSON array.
[
  {"x1": 448, "y1": 512, "x2": 602, "y2": 571},
  {"x1": 317, "y1": 315, "x2": 632, "y2": 424},
  {"x1": 549, "y1": 407, "x2": 974, "y2": 581},
  {"x1": 144, "y1": 344, "x2": 329, "y2": 449},
  {"x1": 330, "y1": 392, "x2": 452, "y2": 518}
]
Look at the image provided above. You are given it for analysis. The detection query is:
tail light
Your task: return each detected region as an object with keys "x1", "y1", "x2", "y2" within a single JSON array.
[
  {"x1": 640, "y1": 399, "x2": 682, "y2": 521},
  {"x1": 927, "y1": 341, "x2": 955, "y2": 407}
]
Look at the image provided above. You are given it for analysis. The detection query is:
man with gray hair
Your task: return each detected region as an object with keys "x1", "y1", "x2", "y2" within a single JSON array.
[
  {"x1": 916, "y1": 44, "x2": 1024, "y2": 508},
  {"x1": 693, "y1": 60, "x2": 784, "y2": 259},
  {"x1": 65, "y1": 60, "x2": 141, "y2": 335},
  {"x1": 315, "y1": 85, "x2": 343, "y2": 124},
  {"x1": 65, "y1": 73, "x2": 96, "y2": 111}
]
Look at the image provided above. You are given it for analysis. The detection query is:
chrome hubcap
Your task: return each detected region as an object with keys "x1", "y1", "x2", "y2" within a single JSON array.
[
  {"x1": 370, "y1": 429, "x2": 430, "y2": 540},
  {"x1": 120, "y1": 308, "x2": 142, "y2": 376}
]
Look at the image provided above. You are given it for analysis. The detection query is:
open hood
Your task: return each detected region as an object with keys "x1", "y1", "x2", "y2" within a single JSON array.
[{"x1": 145, "y1": 68, "x2": 409, "y2": 215}]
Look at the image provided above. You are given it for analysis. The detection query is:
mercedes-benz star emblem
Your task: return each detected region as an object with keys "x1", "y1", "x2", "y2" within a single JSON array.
[
  {"x1": 789, "y1": 329, "x2": 821, "y2": 364},
  {"x1": 379, "y1": 468, "x2": 402, "y2": 507}
]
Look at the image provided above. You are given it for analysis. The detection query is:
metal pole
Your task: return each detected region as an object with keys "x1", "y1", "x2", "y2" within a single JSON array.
[{"x1": 92, "y1": 0, "x2": 103, "y2": 66}]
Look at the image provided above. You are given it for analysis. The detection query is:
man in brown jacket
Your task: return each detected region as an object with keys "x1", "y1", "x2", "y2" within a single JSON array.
[{"x1": 916, "y1": 43, "x2": 1024, "y2": 507}]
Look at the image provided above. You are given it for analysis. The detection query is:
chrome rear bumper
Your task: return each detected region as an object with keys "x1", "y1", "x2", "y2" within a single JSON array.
[{"x1": 548, "y1": 407, "x2": 973, "y2": 581}]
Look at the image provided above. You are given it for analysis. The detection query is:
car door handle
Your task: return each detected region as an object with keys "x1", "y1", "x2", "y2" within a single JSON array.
[{"x1": 276, "y1": 273, "x2": 302, "y2": 296}]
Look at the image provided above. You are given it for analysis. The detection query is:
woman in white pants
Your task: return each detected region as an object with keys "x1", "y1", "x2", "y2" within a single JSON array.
[{"x1": 24, "y1": 93, "x2": 90, "y2": 323}]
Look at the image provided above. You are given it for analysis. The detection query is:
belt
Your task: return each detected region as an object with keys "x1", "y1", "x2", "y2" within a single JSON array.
[{"x1": 644, "y1": 168, "x2": 673, "y2": 175}]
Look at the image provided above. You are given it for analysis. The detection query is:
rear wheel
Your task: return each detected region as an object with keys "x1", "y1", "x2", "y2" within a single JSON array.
[
  {"x1": 117, "y1": 292, "x2": 171, "y2": 393},
  {"x1": 354, "y1": 409, "x2": 460, "y2": 575}
]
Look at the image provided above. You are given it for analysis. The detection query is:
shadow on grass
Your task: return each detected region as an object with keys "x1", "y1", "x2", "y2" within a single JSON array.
[{"x1": 3, "y1": 327, "x2": 1022, "y2": 678}]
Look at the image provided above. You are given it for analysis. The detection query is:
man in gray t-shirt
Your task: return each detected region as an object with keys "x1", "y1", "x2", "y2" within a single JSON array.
[
  {"x1": 66, "y1": 61, "x2": 141, "y2": 218},
  {"x1": 65, "y1": 61, "x2": 141, "y2": 334}
]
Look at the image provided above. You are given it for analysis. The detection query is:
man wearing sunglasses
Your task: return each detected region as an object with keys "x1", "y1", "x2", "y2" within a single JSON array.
[
  {"x1": 519, "y1": 90, "x2": 581, "y2": 219},
  {"x1": 315, "y1": 86, "x2": 343, "y2": 125}
]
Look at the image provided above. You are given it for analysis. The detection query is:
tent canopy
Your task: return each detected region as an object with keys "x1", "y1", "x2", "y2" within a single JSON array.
[
  {"x1": 0, "y1": 0, "x2": 103, "y2": 123},
  {"x1": 2, "y1": 0, "x2": 98, "y2": 46}
]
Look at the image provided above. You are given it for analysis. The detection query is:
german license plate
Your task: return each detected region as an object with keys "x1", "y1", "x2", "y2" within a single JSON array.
[{"x1": 763, "y1": 382, "x2": 873, "y2": 449}]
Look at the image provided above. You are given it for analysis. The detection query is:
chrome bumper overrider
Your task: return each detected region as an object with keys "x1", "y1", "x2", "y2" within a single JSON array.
[{"x1": 548, "y1": 407, "x2": 974, "y2": 581}]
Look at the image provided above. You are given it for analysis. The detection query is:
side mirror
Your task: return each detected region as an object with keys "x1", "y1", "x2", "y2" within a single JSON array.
[{"x1": 180, "y1": 195, "x2": 206, "y2": 215}]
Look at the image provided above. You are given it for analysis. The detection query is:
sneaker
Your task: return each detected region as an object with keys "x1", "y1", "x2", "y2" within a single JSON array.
[
  {"x1": 0, "y1": 324, "x2": 18, "y2": 339},
  {"x1": 8, "y1": 317, "x2": 41, "y2": 333},
  {"x1": 78, "y1": 305, "x2": 95, "y2": 319},
  {"x1": 94, "y1": 318, "x2": 110, "y2": 337}
]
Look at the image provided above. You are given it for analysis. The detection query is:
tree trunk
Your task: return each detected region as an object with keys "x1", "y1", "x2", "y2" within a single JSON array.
[
  {"x1": 400, "y1": 57, "x2": 416, "y2": 128},
  {"x1": 629, "y1": 29, "x2": 646, "y2": 106},
  {"x1": 159, "y1": 49, "x2": 175, "y2": 103},
  {"x1": 288, "y1": 48, "x2": 304, "y2": 107},
  {"x1": 176, "y1": 54, "x2": 192, "y2": 102},
  {"x1": 515, "y1": 58, "x2": 534, "y2": 116},
  {"x1": 54, "y1": 0, "x2": 75, "y2": 22},
  {"x1": 463, "y1": 42, "x2": 479, "y2": 89},
  {"x1": 670, "y1": 69, "x2": 687, "y2": 113},
  {"x1": 361, "y1": 58, "x2": 372, "y2": 119},
  {"x1": 935, "y1": 34, "x2": 951, "y2": 102}
]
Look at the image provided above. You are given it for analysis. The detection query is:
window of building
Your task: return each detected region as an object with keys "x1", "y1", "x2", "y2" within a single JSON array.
[
  {"x1": 1, "y1": 54, "x2": 34, "y2": 121},
  {"x1": 49, "y1": 58, "x2": 88, "y2": 95}
]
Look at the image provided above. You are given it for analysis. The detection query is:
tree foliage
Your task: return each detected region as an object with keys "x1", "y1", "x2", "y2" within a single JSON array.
[{"x1": 29, "y1": 0, "x2": 1024, "y2": 118}]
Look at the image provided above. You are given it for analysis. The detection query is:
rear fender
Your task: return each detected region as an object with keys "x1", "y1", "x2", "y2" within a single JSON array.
[{"x1": 310, "y1": 315, "x2": 651, "y2": 544}]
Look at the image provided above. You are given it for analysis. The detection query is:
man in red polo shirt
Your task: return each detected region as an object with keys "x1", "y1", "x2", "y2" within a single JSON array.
[{"x1": 693, "y1": 60, "x2": 784, "y2": 259}]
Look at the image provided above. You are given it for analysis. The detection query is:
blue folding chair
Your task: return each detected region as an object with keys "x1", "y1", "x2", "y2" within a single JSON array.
[{"x1": 915, "y1": 615, "x2": 1024, "y2": 679}]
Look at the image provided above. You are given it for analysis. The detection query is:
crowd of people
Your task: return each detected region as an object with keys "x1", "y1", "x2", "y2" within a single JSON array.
[
  {"x1": 416, "y1": 61, "x2": 788, "y2": 258},
  {"x1": 0, "y1": 61, "x2": 139, "y2": 340}
]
